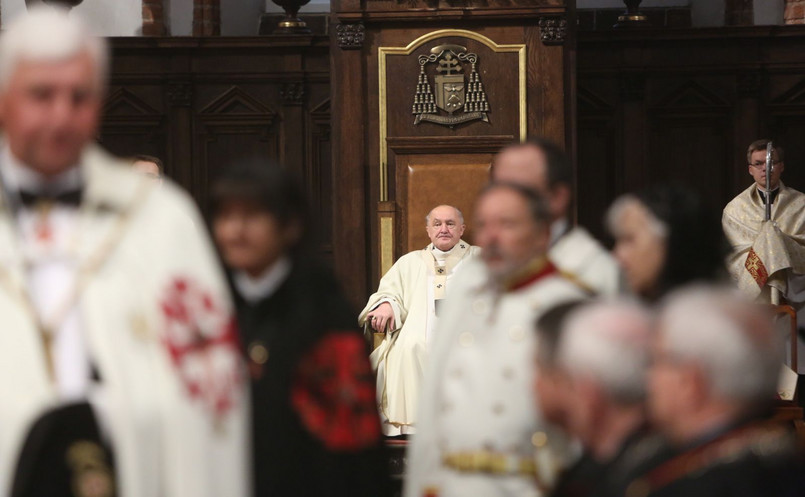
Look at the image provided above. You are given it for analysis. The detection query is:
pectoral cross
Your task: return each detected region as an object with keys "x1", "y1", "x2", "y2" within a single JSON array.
[{"x1": 33, "y1": 201, "x2": 54, "y2": 243}]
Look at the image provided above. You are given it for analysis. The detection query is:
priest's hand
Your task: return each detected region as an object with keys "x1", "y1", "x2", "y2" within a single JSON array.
[{"x1": 368, "y1": 302, "x2": 395, "y2": 332}]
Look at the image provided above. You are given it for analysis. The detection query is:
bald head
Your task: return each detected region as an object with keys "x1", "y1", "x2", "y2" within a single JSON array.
[
  {"x1": 425, "y1": 204, "x2": 465, "y2": 251},
  {"x1": 492, "y1": 138, "x2": 573, "y2": 221},
  {"x1": 492, "y1": 143, "x2": 548, "y2": 192}
]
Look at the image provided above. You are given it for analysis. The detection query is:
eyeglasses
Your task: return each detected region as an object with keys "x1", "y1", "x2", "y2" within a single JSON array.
[{"x1": 750, "y1": 161, "x2": 781, "y2": 168}]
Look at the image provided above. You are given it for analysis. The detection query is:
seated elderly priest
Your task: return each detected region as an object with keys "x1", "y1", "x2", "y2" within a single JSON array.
[{"x1": 359, "y1": 204, "x2": 480, "y2": 436}]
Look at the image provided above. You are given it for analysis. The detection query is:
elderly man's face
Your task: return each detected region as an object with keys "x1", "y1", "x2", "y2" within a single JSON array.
[
  {"x1": 474, "y1": 187, "x2": 549, "y2": 280},
  {"x1": 425, "y1": 205, "x2": 465, "y2": 251},
  {"x1": 0, "y1": 51, "x2": 102, "y2": 177},
  {"x1": 748, "y1": 149, "x2": 784, "y2": 191}
]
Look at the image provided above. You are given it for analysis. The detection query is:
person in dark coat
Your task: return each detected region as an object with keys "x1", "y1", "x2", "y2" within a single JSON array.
[
  {"x1": 624, "y1": 285, "x2": 805, "y2": 497},
  {"x1": 210, "y1": 161, "x2": 390, "y2": 497}
]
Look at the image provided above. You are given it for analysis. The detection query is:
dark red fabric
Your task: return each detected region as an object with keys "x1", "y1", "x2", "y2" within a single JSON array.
[
  {"x1": 507, "y1": 260, "x2": 559, "y2": 292},
  {"x1": 291, "y1": 331, "x2": 381, "y2": 452}
]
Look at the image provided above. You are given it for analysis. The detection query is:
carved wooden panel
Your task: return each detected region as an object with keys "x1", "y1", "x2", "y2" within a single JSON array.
[
  {"x1": 103, "y1": 37, "x2": 331, "y2": 255},
  {"x1": 396, "y1": 154, "x2": 492, "y2": 254},
  {"x1": 99, "y1": 86, "x2": 166, "y2": 166},
  {"x1": 194, "y1": 85, "x2": 281, "y2": 208},
  {"x1": 578, "y1": 27, "x2": 805, "y2": 240}
]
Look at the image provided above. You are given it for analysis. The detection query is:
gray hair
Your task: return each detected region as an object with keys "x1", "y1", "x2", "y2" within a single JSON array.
[
  {"x1": 0, "y1": 6, "x2": 109, "y2": 91},
  {"x1": 658, "y1": 285, "x2": 782, "y2": 403},
  {"x1": 425, "y1": 205, "x2": 464, "y2": 225},
  {"x1": 606, "y1": 194, "x2": 668, "y2": 239},
  {"x1": 558, "y1": 300, "x2": 653, "y2": 405}
]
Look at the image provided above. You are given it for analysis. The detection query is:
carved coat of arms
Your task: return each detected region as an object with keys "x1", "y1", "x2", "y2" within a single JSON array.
[{"x1": 412, "y1": 44, "x2": 490, "y2": 127}]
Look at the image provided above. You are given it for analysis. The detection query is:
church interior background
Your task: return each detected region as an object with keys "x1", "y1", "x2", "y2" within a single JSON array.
[{"x1": 7, "y1": 0, "x2": 804, "y2": 306}]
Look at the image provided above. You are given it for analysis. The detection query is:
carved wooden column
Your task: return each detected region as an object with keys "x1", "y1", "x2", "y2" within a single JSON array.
[
  {"x1": 331, "y1": 13, "x2": 367, "y2": 303},
  {"x1": 733, "y1": 72, "x2": 762, "y2": 193},
  {"x1": 166, "y1": 81, "x2": 194, "y2": 196},
  {"x1": 280, "y1": 81, "x2": 307, "y2": 179},
  {"x1": 619, "y1": 72, "x2": 647, "y2": 191}
]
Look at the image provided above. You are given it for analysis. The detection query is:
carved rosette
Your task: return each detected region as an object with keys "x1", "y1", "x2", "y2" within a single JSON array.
[
  {"x1": 336, "y1": 22, "x2": 365, "y2": 50},
  {"x1": 167, "y1": 83, "x2": 193, "y2": 107},
  {"x1": 737, "y1": 72, "x2": 762, "y2": 99},
  {"x1": 619, "y1": 73, "x2": 646, "y2": 102},
  {"x1": 538, "y1": 17, "x2": 568, "y2": 46},
  {"x1": 281, "y1": 82, "x2": 305, "y2": 105}
]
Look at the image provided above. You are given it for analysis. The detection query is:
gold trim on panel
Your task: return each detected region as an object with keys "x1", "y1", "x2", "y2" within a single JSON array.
[
  {"x1": 378, "y1": 29, "x2": 527, "y2": 202},
  {"x1": 380, "y1": 216, "x2": 394, "y2": 275}
]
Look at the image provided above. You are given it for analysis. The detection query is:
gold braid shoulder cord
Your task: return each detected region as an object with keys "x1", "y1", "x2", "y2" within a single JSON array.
[{"x1": 0, "y1": 177, "x2": 153, "y2": 382}]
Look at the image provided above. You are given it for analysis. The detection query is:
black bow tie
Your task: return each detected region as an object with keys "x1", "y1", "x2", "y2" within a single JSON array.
[
  {"x1": 758, "y1": 188, "x2": 779, "y2": 206},
  {"x1": 18, "y1": 188, "x2": 83, "y2": 208}
]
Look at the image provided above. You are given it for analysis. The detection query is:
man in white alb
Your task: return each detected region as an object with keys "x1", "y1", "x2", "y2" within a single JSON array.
[{"x1": 359, "y1": 204, "x2": 480, "y2": 435}]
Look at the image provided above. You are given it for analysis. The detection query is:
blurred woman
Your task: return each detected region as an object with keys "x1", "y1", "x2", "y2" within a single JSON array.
[
  {"x1": 606, "y1": 184, "x2": 727, "y2": 302},
  {"x1": 210, "y1": 161, "x2": 390, "y2": 497}
]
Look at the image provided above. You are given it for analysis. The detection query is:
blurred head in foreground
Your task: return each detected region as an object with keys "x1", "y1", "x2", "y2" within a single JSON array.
[
  {"x1": 0, "y1": 6, "x2": 107, "y2": 176},
  {"x1": 533, "y1": 300, "x2": 586, "y2": 431},
  {"x1": 607, "y1": 185, "x2": 726, "y2": 302},
  {"x1": 650, "y1": 285, "x2": 781, "y2": 445},
  {"x1": 211, "y1": 161, "x2": 307, "y2": 277},
  {"x1": 557, "y1": 299, "x2": 654, "y2": 461}
]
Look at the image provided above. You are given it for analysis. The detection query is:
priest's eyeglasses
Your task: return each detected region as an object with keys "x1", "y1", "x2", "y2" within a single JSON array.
[{"x1": 750, "y1": 161, "x2": 780, "y2": 168}]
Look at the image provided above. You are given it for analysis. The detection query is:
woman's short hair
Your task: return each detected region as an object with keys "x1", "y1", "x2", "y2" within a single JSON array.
[{"x1": 210, "y1": 160, "x2": 310, "y2": 252}]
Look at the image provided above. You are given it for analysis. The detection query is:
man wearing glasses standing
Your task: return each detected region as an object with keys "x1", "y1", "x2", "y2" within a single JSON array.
[{"x1": 722, "y1": 140, "x2": 805, "y2": 343}]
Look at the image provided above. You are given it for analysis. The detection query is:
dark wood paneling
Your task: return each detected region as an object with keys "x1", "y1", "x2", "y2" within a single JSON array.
[
  {"x1": 578, "y1": 25, "x2": 805, "y2": 240},
  {"x1": 102, "y1": 37, "x2": 332, "y2": 256}
]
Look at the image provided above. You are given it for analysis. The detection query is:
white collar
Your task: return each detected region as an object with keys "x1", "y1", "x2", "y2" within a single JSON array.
[
  {"x1": 0, "y1": 144, "x2": 82, "y2": 194},
  {"x1": 550, "y1": 218, "x2": 569, "y2": 246},
  {"x1": 233, "y1": 257, "x2": 292, "y2": 303},
  {"x1": 431, "y1": 242, "x2": 460, "y2": 262}
]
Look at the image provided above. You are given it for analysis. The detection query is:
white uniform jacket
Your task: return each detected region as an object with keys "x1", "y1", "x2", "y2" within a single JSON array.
[{"x1": 405, "y1": 257, "x2": 588, "y2": 497}]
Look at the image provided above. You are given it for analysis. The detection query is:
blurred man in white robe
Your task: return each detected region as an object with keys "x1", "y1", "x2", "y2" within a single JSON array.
[
  {"x1": 0, "y1": 9, "x2": 248, "y2": 497},
  {"x1": 359, "y1": 205, "x2": 480, "y2": 436},
  {"x1": 492, "y1": 138, "x2": 621, "y2": 296},
  {"x1": 405, "y1": 183, "x2": 587, "y2": 497}
]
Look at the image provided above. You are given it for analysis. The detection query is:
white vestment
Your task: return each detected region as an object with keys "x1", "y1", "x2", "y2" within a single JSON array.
[
  {"x1": 722, "y1": 183, "x2": 805, "y2": 305},
  {"x1": 359, "y1": 241, "x2": 480, "y2": 436},
  {"x1": 0, "y1": 145, "x2": 249, "y2": 497},
  {"x1": 405, "y1": 257, "x2": 588, "y2": 497},
  {"x1": 549, "y1": 220, "x2": 621, "y2": 296}
]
